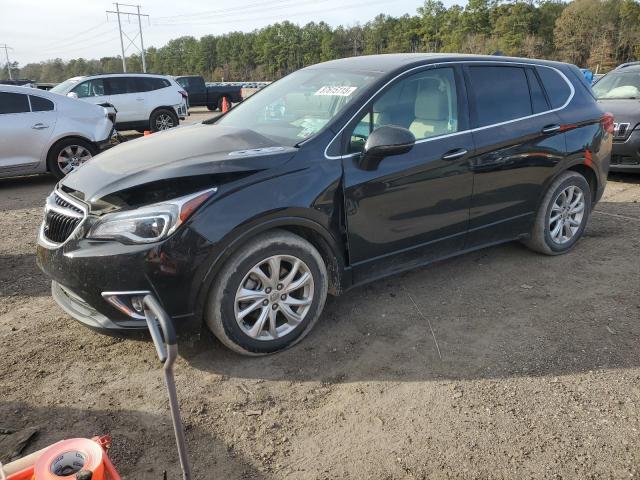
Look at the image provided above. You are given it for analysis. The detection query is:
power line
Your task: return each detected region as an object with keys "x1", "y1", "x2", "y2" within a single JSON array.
[
  {"x1": 38, "y1": 24, "x2": 114, "y2": 54},
  {"x1": 0, "y1": 44, "x2": 13, "y2": 80},
  {"x1": 106, "y1": 3, "x2": 149, "y2": 72},
  {"x1": 40, "y1": 22, "x2": 109, "y2": 51},
  {"x1": 154, "y1": 0, "x2": 329, "y2": 26},
  {"x1": 155, "y1": 0, "x2": 314, "y2": 22},
  {"x1": 154, "y1": 0, "x2": 395, "y2": 28}
]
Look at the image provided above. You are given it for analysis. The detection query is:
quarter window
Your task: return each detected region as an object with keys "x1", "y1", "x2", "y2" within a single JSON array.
[
  {"x1": 468, "y1": 66, "x2": 532, "y2": 127},
  {"x1": 349, "y1": 68, "x2": 459, "y2": 153},
  {"x1": 30, "y1": 95, "x2": 54, "y2": 112},
  {"x1": 0, "y1": 92, "x2": 30, "y2": 114},
  {"x1": 537, "y1": 67, "x2": 571, "y2": 108}
]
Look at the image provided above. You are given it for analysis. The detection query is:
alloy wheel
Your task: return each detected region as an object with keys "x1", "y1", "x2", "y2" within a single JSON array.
[
  {"x1": 155, "y1": 113, "x2": 175, "y2": 130},
  {"x1": 234, "y1": 254, "x2": 314, "y2": 341},
  {"x1": 57, "y1": 145, "x2": 92, "y2": 175},
  {"x1": 548, "y1": 185, "x2": 585, "y2": 244}
]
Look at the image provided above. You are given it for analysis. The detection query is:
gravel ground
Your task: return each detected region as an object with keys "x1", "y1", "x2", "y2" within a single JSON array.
[{"x1": 0, "y1": 166, "x2": 638, "y2": 479}]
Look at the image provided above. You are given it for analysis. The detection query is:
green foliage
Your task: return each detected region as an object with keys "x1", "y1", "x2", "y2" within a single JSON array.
[{"x1": 8, "y1": 0, "x2": 640, "y2": 82}]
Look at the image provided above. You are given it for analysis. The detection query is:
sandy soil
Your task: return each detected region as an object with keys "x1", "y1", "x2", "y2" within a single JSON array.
[{"x1": 0, "y1": 171, "x2": 639, "y2": 479}]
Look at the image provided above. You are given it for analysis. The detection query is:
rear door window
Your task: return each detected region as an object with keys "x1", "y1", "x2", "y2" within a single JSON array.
[
  {"x1": 0, "y1": 92, "x2": 30, "y2": 114},
  {"x1": 30, "y1": 95, "x2": 55, "y2": 112},
  {"x1": 536, "y1": 67, "x2": 572, "y2": 108},
  {"x1": 526, "y1": 69, "x2": 549, "y2": 113},
  {"x1": 106, "y1": 77, "x2": 135, "y2": 95},
  {"x1": 467, "y1": 66, "x2": 532, "y2": 127}
]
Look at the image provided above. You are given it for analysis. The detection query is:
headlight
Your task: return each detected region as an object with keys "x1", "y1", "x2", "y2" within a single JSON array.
[{"x1": 88, "y1": 188, "x2": 216, "y2": 244}]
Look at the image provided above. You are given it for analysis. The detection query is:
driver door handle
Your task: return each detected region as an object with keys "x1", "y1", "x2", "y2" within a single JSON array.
[
  {"x1": 441, "y1": 148, "x2": 468, "y2": 161},
  {"x1": 542, "y1": 124, "x2": 561, "y2": 134},
  {"x1": 31, "y1": 123, "x2": 49, "y2": 130}
]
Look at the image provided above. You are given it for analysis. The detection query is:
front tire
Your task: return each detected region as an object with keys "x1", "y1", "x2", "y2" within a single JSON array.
[
  {"x1": 523, "y1": 171, "x2": 592, "y2": 255},
  {"x1": 150, "y1": 108, "x2": 178, "y2": 132},
  {"x1": 205, "y1": 230, "x2": 328, "y2": 355},
  {"x1": 47, "y1": 137, "x2": 96, "y2": 179}
]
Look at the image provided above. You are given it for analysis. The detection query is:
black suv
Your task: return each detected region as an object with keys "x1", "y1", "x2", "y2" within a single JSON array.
[
  {"x1": 593, "y1": 64, "x2": 640, "y2": 172},
  {"x1": 37, "y1": 54, "x2": 611, "y2": 355}
]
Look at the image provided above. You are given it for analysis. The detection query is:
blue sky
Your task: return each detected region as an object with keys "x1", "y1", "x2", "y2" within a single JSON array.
[{"x1": 0, "y1": 0, "x2": 459, "y2": 66}]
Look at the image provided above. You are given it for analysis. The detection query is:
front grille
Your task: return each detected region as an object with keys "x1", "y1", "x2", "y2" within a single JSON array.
[
  {"x1": 42, "y1": 191, "x2": 87, "y2": 244},
  {"x1": 613, "y1": 122, "x2": 631, "y2": 140},
  {"x1": 44, "y1": 210, "x2": 82, "y2": 243},
  {"x1": 611, "y1": 155, "x2": 639, "y2": 166}
]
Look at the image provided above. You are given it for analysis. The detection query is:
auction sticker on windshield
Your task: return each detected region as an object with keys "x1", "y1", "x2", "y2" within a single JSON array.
[{"x1": 315, "y1": 86, "x2": 357, "y2": 96}]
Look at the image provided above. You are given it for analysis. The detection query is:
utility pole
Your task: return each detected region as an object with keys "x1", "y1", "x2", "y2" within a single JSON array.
[
  {"x1": 136, "y1": 5, "x2": 147, "y2": 73},
  {"x1": 106, "y1": 3, "x2": 149, "y2": 73},
  {"x1": 0, "y1": 44, "x2": 13, "y2": 80},
  {"x1": 115, "y1": 3, "x2": 127, "y2": 72}
]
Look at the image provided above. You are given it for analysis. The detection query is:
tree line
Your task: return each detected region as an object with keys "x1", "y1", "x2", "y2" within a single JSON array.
[{"x1": 8, "y1": 0, "x2": 640, "y2": 83}]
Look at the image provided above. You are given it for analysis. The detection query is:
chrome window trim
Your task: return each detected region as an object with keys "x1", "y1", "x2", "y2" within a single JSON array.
[
  {"x1": 38, "y1": 189, "x2": 89, "y2": 249},
  {"x1": 324, "y1": 60, "x2": 575, "y2": 160}
]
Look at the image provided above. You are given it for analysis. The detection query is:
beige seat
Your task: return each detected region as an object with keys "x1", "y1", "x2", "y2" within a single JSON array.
[{"x1": 409, "y1": 78, "x2": 451, "y2": 139}]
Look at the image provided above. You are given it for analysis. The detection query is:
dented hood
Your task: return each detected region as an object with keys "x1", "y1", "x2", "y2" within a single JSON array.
[{"x1": 61, "y1": 123, "x2": 297, "y2": 205}]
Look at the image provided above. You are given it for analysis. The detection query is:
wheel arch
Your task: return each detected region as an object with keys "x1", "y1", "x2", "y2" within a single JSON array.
[
  {"x1": 566, "y1": 163, "x2": 598, "y2": 204},
  {"x1": 193, "y1": 217, "x2": 347, "y2": 322},
  {"x1": 45, "y1": 135, "x2": 97, "y2": 172}
]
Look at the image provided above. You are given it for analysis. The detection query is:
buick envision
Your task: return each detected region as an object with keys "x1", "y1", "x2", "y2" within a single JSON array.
[{"x1": 37, "y1": 54, "x2": 611, "y2": 355}]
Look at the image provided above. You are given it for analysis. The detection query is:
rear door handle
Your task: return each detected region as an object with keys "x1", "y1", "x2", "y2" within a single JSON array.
[
  {"x1": 31, "y1": 123, "x2": 49, "y2": 130},
  {"x1": 542, "y1": 124, "x2": 561, "y2": 134},
  {"x1": 441, "y1": 148, "x2": 468, "y2": 161}
]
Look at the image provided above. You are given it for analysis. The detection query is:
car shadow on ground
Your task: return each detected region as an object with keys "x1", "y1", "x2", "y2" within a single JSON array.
[
  {"x1": 0, "y1": 402, "x2": 265, "y2": 479},
  {"x1": 178, "y1": 201, "x2": 640, "y2": 384}
]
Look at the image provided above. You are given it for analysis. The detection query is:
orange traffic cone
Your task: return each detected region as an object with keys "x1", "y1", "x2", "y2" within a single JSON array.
[
  {"x1": 221, "y1": 97, "x2": 230, "y2": 113},
  {"x1": 143, "y1": 130, "x2": 151, "y2": 136}
]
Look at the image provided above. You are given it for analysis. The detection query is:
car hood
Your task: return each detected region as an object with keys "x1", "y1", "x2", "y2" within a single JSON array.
[
  {"x1": 60, "y1": 123, "x2": 297, "y2": 208},
  {"x1": 597, "y1": 99, "x2": 640, "y2": 125}
]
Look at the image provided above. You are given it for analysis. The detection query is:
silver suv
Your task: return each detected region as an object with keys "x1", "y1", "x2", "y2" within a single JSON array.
[{"x1": 51, "y1": 73, "x2": 188, "y2": 132}]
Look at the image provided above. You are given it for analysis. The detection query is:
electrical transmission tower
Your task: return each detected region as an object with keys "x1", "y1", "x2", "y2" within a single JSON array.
[
  {"x1": 106, "y1": 3, "x2": 149, "y2": 73},
  {"x1": 0, "y1": 44, "x2": 13, "y2": 80}
]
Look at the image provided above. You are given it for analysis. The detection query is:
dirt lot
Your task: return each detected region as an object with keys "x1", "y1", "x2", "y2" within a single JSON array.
[{"x1": 1, "y1": 168, "x2": 639, "y2": 479}]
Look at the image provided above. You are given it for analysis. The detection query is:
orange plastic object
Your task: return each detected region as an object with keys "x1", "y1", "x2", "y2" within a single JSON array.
[
  {"x1": 34, "y1": 438, "x2": 105, "y2": 479},
  {"x1": 5, "y1": 436, "x2": 121, "y2": 480},
  {"x1": 143, "y1": 130, "x2": 152, "y2": 136},
  {"x1": 222, "y1": 97, "x2": 230, "y2": 113}
]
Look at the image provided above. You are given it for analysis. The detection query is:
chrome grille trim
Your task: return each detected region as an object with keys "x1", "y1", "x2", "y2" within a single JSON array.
[
  {"x1": 39, "y1": 189, "x2": 88, "y2": 248},
  {"x1": 613, "y1": 122, "x2": 631, "y2": 139}
]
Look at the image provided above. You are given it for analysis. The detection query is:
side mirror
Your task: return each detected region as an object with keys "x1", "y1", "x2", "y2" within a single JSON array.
[
  {"x1": 66, "y1": 92, "x2": 79, "y2": 99},
  {"x1": 360, "y1": 125, "x2": 415, "y2": 171}
]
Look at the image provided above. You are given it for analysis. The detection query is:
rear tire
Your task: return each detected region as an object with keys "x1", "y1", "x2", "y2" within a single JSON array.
[
  {"x1": 523, "y1": 171, "x2": 592, "y2": 255},
  {"x1": 150, "y1": 108, "x2": 178, "y2": 132},
  {"x1": 47, "y1": 137, "x2": 97, "y2": 179},
  {"x1": 205, "y1": 230, "x2": 328, "y2": 356}
]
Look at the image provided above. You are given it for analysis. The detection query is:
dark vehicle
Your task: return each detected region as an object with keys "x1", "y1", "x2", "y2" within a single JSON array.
[
  {"x1": 593, "y1": 64, "x2": 640, "y2": 172},
  {"x1": 37, "y1": 54, "x2": 611, "y2": 355},
  {"x1": 174, "y1": 76, "x2": 243, "y2": 111}
]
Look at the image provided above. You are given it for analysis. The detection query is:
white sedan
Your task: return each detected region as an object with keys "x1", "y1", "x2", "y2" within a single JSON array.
[{"x1": 0, "y1": 85, "x2": 115, "y2": 179}]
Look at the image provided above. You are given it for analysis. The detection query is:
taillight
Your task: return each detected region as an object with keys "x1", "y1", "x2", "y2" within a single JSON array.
[
  {"x1": 179, "y1": 90, "x2": 188, "y2": 100},
  {"x1": 601, "y1": 112, "x2": 614, "y2": 134}
]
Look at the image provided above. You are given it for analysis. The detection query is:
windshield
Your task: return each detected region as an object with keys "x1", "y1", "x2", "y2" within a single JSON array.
[
  {"x1": 50, "y1": 78, "x2": 81, "y2": 94},
  {"x1": 216, "y1": 68, "x2": 380, "y2": 146},
  {"x1": 593, "y1": 72, "x2": 640, "y2": 99}
]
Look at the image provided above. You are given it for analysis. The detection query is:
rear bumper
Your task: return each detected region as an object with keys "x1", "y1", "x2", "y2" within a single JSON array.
[{"x1": 611, "y1": 129, "x2": 640, "y2": 172}]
